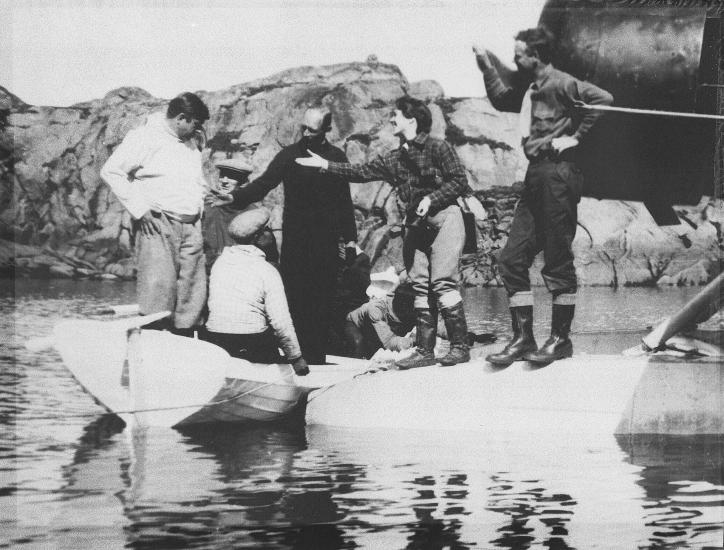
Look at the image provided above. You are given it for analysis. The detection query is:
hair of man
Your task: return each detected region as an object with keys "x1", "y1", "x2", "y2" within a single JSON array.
[
  {"x1": 514, "y1": 26, "x2": 556, "y2": 64},
  {"x1": 394, "y1": 96, "x2": 432, "y2": 134},
  {"x1": 167, "y1": 92, "x2": 210, "y2": 122}
]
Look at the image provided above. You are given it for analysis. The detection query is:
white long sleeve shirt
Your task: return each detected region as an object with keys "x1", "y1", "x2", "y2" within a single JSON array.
[
  {"x1": 206, "y1": 245, "x2": 302, "y2": 361},
  {"x1": 100, "y1": 112, "x2": 207, "y2": 219}
]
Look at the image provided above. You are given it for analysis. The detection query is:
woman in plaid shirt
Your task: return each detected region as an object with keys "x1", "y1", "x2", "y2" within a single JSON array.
[{"x1": 297, "y1": 97, "x2": 473, "y2": 370}]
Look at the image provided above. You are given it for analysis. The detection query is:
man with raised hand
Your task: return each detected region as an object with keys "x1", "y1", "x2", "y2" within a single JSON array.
[
  {"x1": 473, "y1": 27, "x2": 613, "y2": 365},
  {"x1": 211, "y1": 107, "x2": 357, "y2": 364},
  {"x1": 101, "y1": 92, "x2": 210, "y2": 336},
  {"x1": 296, "y1": 96, "x2": 473, "y2": 370}
]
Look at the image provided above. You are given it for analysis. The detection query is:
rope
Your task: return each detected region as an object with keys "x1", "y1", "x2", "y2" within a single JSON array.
[
  {"x1": 573, "y1": 100, "x2": 724, "y2": 121},
  {"x1": 14, "y1": 377, "x2": 291, "y2": 422}
]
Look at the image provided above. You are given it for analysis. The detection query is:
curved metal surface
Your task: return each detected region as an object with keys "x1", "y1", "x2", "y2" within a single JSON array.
[{"x1": 538, "y1": 0, "x2": 718, "y2": 218}]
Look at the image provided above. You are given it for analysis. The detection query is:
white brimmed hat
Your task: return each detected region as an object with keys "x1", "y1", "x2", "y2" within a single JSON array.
[{"x1": 366, "y1": 266, "x2": 400, "y2": 299}]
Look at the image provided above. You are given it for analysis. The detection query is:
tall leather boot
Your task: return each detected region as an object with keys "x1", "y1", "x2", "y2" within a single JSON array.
[
  {"x1": 395, "y1": 309, "x2": 438, "y2": 370},
  {"x1": 485, "y1": 306, "x2": 537, "y2": 366},
  {"x1": 525, "y1": 304, "x2": 574, "y2": 365},
  {"x1": 438, "y1": 302, "x2": 470, "y2": 366}
]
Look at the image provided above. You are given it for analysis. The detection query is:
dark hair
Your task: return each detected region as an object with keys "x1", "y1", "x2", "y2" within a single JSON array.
[
  {"x1": 515, "y1": 26, "x2": 556, "y2": 64},
  {"x1": 167, "y1": 92, "x2": 210, "y2": 122},
  {"x1": 394, "y1": 96, "x2": 432, "y2": 134}
]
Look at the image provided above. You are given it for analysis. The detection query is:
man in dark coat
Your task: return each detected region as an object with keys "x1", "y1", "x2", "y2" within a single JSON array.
[{"x1": 214, "y1": 108, "x2": 357, "y2": 364}]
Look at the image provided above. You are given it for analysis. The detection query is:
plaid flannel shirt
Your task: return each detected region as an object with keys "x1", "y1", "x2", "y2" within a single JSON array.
[
  {"x1": 325, "y1": 133, "x2": 471, "y2": 215},
  {"x1": 207, "y1": 245, "x2": 302, "y2": 360}
]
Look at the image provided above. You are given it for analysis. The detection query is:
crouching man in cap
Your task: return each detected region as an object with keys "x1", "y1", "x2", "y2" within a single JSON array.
[
  {"x1": 296, "y1": 96, "x2": 473, "y2": 369},
  {"x1": 204, "y1": 208, "x2": 309, "y2": 375},
  {"x1": 101, "y1": 92, "x2": 210, "y2": 335}
]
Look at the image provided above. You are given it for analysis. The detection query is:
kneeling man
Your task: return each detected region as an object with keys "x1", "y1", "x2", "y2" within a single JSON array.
[{"x1": 204, "y1": 208, "x2": 309, "y2": 375}]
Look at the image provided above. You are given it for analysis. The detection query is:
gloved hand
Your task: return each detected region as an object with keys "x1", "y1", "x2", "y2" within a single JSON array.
[
  {"x1": 291, "y1": 356, "x2": 310, "y2": 376},
  {"x1": 345, "y1": 245, "x2": 357, "y2": 266}
]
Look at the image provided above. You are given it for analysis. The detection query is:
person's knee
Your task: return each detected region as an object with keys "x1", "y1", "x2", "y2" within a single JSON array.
[{"x1": 439, "y1": 290, "x2": 462, "y2": 309}]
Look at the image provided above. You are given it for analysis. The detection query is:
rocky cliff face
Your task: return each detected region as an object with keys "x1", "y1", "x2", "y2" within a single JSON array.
[{"x1": 1, "y1": 62, "x2": 721, "y2": 285}]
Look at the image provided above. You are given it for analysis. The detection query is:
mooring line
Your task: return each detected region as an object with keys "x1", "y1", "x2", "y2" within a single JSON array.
[
  {"x1": 574, "y1": 100, "x2": 724, "y2": 121},
  {"x1": 14, "y1": 378, "x2": 289, "y2": 421}
]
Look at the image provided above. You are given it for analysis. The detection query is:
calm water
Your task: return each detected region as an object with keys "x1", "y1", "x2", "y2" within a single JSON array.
[{"x1": 2, "y1": 279, "x2": 723, "y2": 549}]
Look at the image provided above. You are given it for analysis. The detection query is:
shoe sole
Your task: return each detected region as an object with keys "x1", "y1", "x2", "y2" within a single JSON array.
[
  {"x1": 524, "y1": 350, "x2": 574, "y2": 365},
  {"x1": 396, "y1": 361, "x2": 438, "y2": 370}
]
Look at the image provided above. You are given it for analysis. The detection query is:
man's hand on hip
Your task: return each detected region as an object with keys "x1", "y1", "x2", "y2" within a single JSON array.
[
  {"x1": 416, "y1": 196, "x2": 432, "y2": 217},
  {"x1": 139, "y1": 211, "x2": 162, "y2": 236},
  {"x1": 551, "y1": 136, "x2": 579, "y2": 153}
]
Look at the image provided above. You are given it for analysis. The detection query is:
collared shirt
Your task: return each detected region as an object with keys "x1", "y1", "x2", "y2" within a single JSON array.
[
  {"x1": 482, "y1": 64, "x2": 613, "y2": 159},
  {"x1": 206, "y1": 245, "x2": 302, "y2": 360},
  {"x1": 100, "y1": 112, "x2": 208, "y2": 219},
  {"x1": 324, "y1": 132, "x2": 471, "y2": 215}
]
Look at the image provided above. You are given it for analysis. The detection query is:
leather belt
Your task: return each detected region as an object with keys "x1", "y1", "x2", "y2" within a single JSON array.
[
  {"x1": 529, "y1": 148, "x2": 577, "y2": 164},
  {"x1": 155, "y1": 210, "x2": 201, "y2": 224}
]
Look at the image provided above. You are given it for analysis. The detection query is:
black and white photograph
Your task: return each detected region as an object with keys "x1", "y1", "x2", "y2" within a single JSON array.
[{"x1": 2, "y1": 0, "x2": 723, "y2": 548}]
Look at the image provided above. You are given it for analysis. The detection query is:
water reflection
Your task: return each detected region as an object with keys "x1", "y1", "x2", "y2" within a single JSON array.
[
  {"x1": 4, "y1": 280, "x2": 723, "y2": 549},
  {"x1": 618, "y1": 434, "x2": 724, "y2": 549}
]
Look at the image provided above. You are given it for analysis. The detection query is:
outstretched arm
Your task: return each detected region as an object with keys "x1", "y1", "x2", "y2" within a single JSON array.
[
  {"x1": 296, "y1": 149, "x2": 395, "y2": 183},
  {"x1": 229, "y1": 149, "x2": 288, "y2": 209}
]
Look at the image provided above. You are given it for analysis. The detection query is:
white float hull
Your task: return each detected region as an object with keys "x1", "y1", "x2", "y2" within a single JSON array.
[{"x1": 51, "y1": 318, "x2": 723, "y2": 434}]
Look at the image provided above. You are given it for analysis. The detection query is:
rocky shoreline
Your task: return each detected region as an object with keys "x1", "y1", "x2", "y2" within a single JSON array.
[{"x1": 2, "y1": 61, "x2": 721, "y2": 287}]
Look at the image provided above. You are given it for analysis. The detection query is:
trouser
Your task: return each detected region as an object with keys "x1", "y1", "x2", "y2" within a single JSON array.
[
  {"x1": 343, "y1": 318, "x2": 383, "y2": 359},
  {"x1": 281, "y1": 223, "x2": 339, "y2": 364},
  {"x1": 403, "y1": 205, "x2": 465, "y2": 310},
  {"x1": 497, "y1": 159, "x2": 582, "y2": 304},
  {"x1": 202, "y1": 329, "x2": 283, "y2": 363},
  {"x1": 135, "y1": 213, "x2": 207, "y2": 329}
]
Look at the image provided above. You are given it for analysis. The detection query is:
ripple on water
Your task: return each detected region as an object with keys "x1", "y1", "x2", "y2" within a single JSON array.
[{"x1": 3, "y1": 280, "x2": 722, "y2": 549}]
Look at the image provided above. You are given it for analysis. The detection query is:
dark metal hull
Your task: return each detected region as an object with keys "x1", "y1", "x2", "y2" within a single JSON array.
[{"x1": 539, "y1": 0, "x2": 720, "y2": 222}]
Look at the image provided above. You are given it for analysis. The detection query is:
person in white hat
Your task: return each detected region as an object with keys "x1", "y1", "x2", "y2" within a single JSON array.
[{"x1": 204, "y1": 208, "x2": 309, "y2": 375}]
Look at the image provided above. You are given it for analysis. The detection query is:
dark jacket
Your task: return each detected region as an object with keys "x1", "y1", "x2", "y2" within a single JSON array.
[{"x1": 230, "y1": 139, "x2": 356, "y2": 241}]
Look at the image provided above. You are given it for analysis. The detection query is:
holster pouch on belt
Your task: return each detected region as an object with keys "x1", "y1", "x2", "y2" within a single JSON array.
[
  {"x1": 404, "y1": 215, "x2": 439, "y2": 250},
  {"x1": 457, "y1": 197, "x2": 480, "y2": 255}
]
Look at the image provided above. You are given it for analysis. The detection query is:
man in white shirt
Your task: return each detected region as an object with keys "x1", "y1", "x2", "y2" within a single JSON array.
[
  {"x1": 204, "y1": 208, "x2": 309, "y2": 375},
  {"x1": 101, "y1": 92, "x2": 210, "y2": 335}
]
